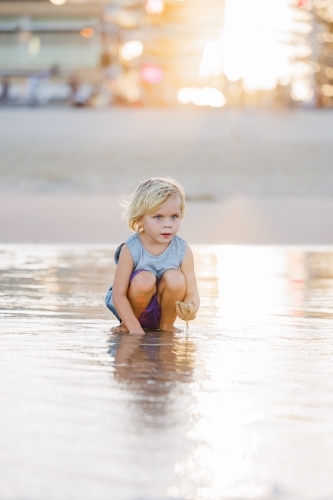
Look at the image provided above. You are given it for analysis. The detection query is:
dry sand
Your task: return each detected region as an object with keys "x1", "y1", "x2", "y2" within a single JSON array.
[
  {"x1": 1, "y1": 108, "x2": 333, "y2": 244},
  {"x1": 2, "y1": 193, "x2": 333, "y2": 245}
]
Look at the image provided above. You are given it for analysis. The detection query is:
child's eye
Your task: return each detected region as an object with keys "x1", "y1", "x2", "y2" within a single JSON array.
[
  {"x1": 154, "y1": 215, "x2": 162, "y2": 220},
  {"x1": 171, "y1": 215, "x2": 179, "y2": 219}
]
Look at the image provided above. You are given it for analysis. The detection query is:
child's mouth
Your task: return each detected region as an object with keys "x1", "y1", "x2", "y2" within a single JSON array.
[{"x1": 161, "y1": 233, "x2": 171, "y2": 237}]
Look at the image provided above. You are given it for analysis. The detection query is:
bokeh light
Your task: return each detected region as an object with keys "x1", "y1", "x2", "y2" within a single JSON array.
[
  {"x1": 140, "y1": 64, "x2": 163, "y2": 84},
  {"x1": 291, "y1": 80, "x2": 314, "y2": 102},
  {"x1": 121, "y1": 41, "x2": 143, "y2": 62},
  {"x1": 80, "y1": 28, "x2": 95, "y2": 39},
  {"x1": 177, "y1": 87, "x2": 226, "y2": 108},
  {"x1": 145, "y1": 0, "x2": 165, "y2": 15},
  {"x1": 322, "y1": 84, "x2": 333, "y2": 97},
  {"x1": 49, "y1": 0, "x2": 67, "y2": 5},
  {"x1": 28, "y1": 37, "x2": 41, "y2": 56}
]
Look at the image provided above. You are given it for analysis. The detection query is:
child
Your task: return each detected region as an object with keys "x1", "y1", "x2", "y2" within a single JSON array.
[{"x1": 105, "y1": 177, "x2": 200, "y2": 334}]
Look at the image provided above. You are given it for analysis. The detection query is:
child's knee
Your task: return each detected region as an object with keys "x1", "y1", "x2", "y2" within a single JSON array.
[
  {"x1": 130, "y1": 271, "x2": 156, "y2": 294},
  {"x1": 161, "y1": 269, "x2": 186, "y2": 291}
]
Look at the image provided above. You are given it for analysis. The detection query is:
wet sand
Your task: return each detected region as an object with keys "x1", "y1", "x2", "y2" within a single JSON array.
[
  {"x1": 1, "y1": 108, "x2": 333, "y2": 244},
  {"x1": 1, "y1": 244, "x2": 333, "y2": 500}
]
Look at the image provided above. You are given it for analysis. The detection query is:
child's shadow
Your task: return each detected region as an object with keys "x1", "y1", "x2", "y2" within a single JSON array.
[{"x1": 108, "y1": 330, "x2": 196, "y2": 392}]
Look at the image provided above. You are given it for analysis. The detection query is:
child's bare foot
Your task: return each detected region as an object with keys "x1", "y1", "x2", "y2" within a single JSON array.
[
  {"x1": 159, "y1": 324, "x2": 183, "y2": 333},
  {"x1": 110, "y1": 323, "x2": 129, "y2": 333}
]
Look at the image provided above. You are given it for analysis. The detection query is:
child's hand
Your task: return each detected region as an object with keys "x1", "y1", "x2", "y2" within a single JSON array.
[
  {"x1": 130, "y1": 328, "x2": 145, "y2": 335},
  {"x1": 111, "y1": 323, "x2": 145, "y2": 335},
  {"x1": 175, "y1": 301, "x2": 197, "y2": 321}
]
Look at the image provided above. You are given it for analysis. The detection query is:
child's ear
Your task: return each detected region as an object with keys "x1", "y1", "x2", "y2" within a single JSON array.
[{"x1": 136, "y1": 218, "x2": 144, "y2": 232}]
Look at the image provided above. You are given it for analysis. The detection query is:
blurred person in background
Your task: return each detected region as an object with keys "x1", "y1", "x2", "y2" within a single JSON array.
[
  {"x1": 26, "y1": 73, "x2": 39, "y2": 105},
  {"x1": 0, "y1": 77, "x2": 10, "y2": 102},
  {"x1": 69, "y1": 74, "x2": 92, "y2": 107}
]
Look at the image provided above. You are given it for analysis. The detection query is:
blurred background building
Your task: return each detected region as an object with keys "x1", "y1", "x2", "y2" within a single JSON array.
[{"x1": 0, "y1": 0, "x2": 332, "y2": 108}]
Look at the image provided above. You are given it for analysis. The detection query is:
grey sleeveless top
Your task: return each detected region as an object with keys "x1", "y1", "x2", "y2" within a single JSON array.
[{"x1": 114, "y1": 233, "x2": 187, "y2": 279}]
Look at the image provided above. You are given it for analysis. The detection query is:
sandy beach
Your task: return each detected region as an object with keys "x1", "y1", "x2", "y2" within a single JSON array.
[
  {"x1": 2, "y1": 193, "x2": 333, "y2": 244},
  {"x1": 1, "y1": 108, "x2": 333, "y2": 244},
  {"x1": 2, "y1": 108, "x2": 333, "y2": 500}
]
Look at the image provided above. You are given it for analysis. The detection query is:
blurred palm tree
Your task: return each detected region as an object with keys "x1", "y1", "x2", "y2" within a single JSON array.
[
  {"x1": 313, "y1": 0, "x2": 333, "y2": 107},
  {"x1": 292, "y1": 0, "x2": 333, "y2": 107}
]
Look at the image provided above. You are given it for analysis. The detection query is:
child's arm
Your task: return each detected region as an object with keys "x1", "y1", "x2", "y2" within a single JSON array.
[
  {"x1": 179, "y1": 245, "x2": 200, "y2": 315},
  {"x1": 112, "y1": 245, "x2": 145, "y2": 334}
]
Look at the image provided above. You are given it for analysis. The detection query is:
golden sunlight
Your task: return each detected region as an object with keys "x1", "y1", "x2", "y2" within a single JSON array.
[
  {"x1": 198, "y1": 41, "x2": 223, "y2": 80},
  {"x1": 222, "y1": 0, "x2": 305, "y2": 91}
]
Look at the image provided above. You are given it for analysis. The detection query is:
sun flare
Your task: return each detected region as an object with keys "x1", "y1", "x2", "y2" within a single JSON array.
[{"x1": 219, "y1": 0, "x2": 311, "y2": 95}]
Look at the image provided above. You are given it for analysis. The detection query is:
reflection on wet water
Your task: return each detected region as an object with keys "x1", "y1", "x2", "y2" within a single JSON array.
[{"x1": 1, "y1": 245, "x2": 333, "y2": 500}]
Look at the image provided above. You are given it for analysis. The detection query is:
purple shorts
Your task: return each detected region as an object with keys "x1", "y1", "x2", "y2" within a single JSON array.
[{"x1": 130, "y1": 269, "x2": 161, "y2": 330}]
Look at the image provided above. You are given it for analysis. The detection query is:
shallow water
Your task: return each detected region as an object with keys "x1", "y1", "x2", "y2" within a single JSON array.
[{"x1": 1, "y1": 244, "x2": 333, "y2": 500}]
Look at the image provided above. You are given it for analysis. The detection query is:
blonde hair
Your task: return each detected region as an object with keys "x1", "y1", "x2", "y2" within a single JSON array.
[{"x1": 122, "y1": 177, "x2": 186, "y2": 232}]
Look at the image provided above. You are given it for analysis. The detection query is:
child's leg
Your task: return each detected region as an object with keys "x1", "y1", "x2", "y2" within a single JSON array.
[
  {"x1": 128, "y1": 271, "x2": 156, "y2": 318},
  {"x1": 111, "y1": 271, "x2": 156, "y2": 333},
  {"x1": 157, "y1": 269, "x2": 186, "y2": 332}
]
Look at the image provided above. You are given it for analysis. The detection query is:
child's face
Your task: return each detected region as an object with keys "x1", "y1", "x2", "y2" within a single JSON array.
[{"x1": 140, "y1": 195, "x2": 182, "y2": 245}]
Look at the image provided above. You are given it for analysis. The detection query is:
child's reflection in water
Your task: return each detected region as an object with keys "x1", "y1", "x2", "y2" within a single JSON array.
[{"x1": 108, "y1": 331, "x2": 195, "y2": 389}]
